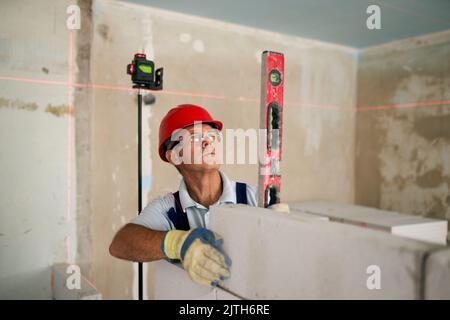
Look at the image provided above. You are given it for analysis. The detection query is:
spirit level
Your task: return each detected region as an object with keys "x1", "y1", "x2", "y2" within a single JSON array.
[{"x1": 258, "y1": 51, "x2": 284, "y2": 208}]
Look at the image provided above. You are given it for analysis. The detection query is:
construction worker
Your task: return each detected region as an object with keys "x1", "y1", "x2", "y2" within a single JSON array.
[{"x1": 109, "y1": 104, "x2": 258, "y2": 287}]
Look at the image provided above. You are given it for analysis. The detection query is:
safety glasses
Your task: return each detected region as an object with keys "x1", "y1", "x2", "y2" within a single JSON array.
[{"x1": 165, "y1": 129, "x2": 222, "y2": 151}]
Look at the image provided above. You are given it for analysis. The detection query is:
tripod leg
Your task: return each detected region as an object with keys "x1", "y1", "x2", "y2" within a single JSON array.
[{"x1": 137, "y1": 90, "x2": 143, "y2": 300}]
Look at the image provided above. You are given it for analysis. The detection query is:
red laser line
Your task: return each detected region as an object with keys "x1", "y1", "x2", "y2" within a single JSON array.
[
  {"x1": 66, "y1": 31, "x2": 73, "y2": 224},
  {"x1": 65, "y1": 235, "x2": 71, "y2": 264},
  {"x1": 285, "y1": 101, "x2": 354, "y2": 112},
  {"x1": 0, "y1": 76, "x2": 68, "y2": 86},
  {"x1": 237, "y1": 96, "x2": 354, "y2": 111},
  {"x1": 74, "y1": 82, "x2": 226, "y2": 99},
  {"x1": 0, "y1": 75, "x2": 226, "y2": 100},
  {"x1": 0, "y1": 77, "x2": 448, "y2": 111},
  {"x1": 72, "y1": 82, "x2": 134, "y2": 91},
  {"x1": 237, "y1": 96, "x2": 450, "y2": 112},
  {"x1": 81, "y1": 273, "x2": 100, "y2": 293},
  {"x1": 50, "y1": 271, "x2": 54, "y2": 290}
]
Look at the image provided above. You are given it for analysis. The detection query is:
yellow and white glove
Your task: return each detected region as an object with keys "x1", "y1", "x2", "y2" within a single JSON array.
[{"x1": 162, "y1": 228, "x2": 231, "y2": 287}]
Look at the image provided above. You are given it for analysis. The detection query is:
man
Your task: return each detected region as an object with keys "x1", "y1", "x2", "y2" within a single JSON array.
[{"x1": 109, "y1": 104, "x2": 258, "y2": 287}]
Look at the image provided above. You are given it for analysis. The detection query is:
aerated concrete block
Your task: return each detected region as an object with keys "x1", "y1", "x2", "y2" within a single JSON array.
[
  {"x1": 154, "y1": 261, "x2": 214, "y2": 300},
  {"x1": 209, "y1": 204, "x2": 445, "y2": 299},
  {"x1": 425, "y1": 249, "x2": 450, "y2": 299},
  {"x1": 154, "y1": 260, "x2": 242, "y2": 300},
  {"x1": 289, "y1": 201, "x2": 447, "y2": 244}
]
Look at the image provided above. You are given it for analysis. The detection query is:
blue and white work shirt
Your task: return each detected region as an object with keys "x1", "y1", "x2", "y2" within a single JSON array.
[{"x1": 131, "y1": 171, "x2": 258, "y2": 231}]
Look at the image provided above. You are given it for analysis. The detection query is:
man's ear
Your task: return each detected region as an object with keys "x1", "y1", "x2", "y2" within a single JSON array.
[
  {"x1": 166, "y1": 149, "x2": 182, "y2": 174},
  {"x1": 165, "y1": 149, "x2": 173, "y2": 164},
  {"x1": 166, "y1": 148, "x2": 182, "y2": 165}
]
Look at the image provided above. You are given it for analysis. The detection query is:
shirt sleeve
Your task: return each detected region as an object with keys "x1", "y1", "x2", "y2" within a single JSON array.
[
  {"x1": 246, "y1": 183, "x2": 259, "y2": 207},
  {"x1": 130, "y1": 195, "x2": 175, "y2": 231}
]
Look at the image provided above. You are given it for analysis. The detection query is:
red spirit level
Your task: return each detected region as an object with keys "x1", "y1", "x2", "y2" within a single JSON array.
[{"x1": 258, "y1": 51, "x2": 284, "y2": 208}]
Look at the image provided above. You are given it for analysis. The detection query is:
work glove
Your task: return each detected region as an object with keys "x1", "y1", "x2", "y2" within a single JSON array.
[
  {"x1": 268, "y1": 203, "x2": 290, "y2": 213},
  {"x1": 162, "y1": 228, "x2": 231, "y2": 287}
]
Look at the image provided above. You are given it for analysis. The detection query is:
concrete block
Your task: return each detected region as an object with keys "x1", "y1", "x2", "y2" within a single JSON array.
[
  {"x1": 52, "y1": 264, "x2": 101, "y2": 300},
  {"x1": 216, "y1": 288, "x2": 242, "y2": 300},
  {"x1": 289, "y1": 201, "x2": 448, "y2": 245},
  {"x1": 154, "y1": 260, "x2": 241, "y2": 300},
  {"x1": 209, "y1": 204, "x2": 444, "y2": 299},
  {"x1": 154, "y1": 261, "x2": 214, "y2": 300},
  {"x1": 425, "y1": 249, "x2": 450, "y2": 299}
]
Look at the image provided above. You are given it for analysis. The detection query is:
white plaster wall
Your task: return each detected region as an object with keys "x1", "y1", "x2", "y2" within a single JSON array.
[{"x1": 0, "y1": 0, "x2": 77, "y2": 299}]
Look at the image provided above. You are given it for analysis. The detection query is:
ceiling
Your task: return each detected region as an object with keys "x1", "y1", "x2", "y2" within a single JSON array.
[{"x1": 124, "y1": 0, "x2": 450, "y2": 48}]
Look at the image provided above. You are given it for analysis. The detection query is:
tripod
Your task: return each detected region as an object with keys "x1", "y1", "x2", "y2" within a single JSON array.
[
  {"x1": 127, "y1": 53, "x2": 163, "y2": 300},
  {"x1": 137, "y1": 88, "x2": 144, "y2": 300}
]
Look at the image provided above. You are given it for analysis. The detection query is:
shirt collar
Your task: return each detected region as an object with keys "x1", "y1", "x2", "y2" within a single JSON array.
[{"x1": 178, "y1": 170, "x2": 236, "y2": 211}]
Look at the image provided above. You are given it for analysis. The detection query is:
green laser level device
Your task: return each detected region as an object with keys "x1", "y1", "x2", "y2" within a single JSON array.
[{"x1": 126, "y1": 53, "x2": 163, "y2": 90}]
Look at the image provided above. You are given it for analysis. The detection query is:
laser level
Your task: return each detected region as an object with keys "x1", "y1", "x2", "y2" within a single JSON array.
[{"x1": 127, "y1": 53, "x2": 163, "y2": 90}]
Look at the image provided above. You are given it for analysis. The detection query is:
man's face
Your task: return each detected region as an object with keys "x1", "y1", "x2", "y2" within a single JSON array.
[{"x1": 166, "y1": 123, "x2": 222, "y2": 173}]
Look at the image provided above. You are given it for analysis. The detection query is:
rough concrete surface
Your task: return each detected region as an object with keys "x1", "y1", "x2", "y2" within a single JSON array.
[{"x1": 356, "y1": 31, "x2": 450, "y2": 229}]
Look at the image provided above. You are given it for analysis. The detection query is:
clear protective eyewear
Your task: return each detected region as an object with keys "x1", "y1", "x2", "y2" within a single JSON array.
[
  {"x1": 186, "y1": 130, "x2": 222, "y2": 145},
  {"x1": 166, "y1": 129, "x2": 222, "y2": 152}
]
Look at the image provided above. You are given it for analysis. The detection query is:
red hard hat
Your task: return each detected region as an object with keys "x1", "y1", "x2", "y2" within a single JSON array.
[{"x1": 158, "y1": 104, "x2": 223, "y2": 162}]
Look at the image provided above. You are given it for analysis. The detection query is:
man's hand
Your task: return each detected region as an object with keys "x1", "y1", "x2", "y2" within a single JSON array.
[{"x1": 162, "y1": 228, "x2": 231, "y2": 287}]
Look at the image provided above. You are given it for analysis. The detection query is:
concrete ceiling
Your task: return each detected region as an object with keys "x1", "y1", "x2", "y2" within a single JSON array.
[{"x1": 124, "y1": 0, "x2": 450, "y2": 48}]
